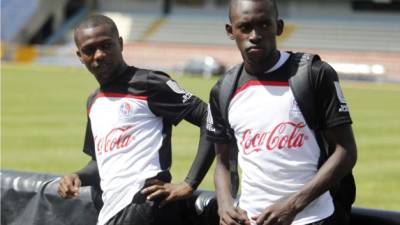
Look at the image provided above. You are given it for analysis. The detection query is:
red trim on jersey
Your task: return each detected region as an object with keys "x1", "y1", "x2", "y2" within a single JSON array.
[
  {"x1": 95, "y1": 92, "x2": 148, "y2": 100},
  {"x1": 88, "y1": 92, "x2": 148, "y2": 114},
  {"x1": 233, "y1": 80, "x2": 289, "y2": 97}
]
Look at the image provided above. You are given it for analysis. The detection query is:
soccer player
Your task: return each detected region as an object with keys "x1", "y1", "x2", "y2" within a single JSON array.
[
  {"x1": 57, "y1": 15, "x2": 214, "y2": 225},
  {"x1": 207, "y1": 1, "x2": 357, "y2": 225}
]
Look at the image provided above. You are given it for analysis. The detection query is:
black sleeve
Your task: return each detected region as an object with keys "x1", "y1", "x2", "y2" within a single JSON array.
[
  {"x1": 206, "y1": 80, "x2": 233, "y2": 143},
  {"x1": 146, "y1": 71, "x2": 201, "y2": 125},
  {"x1": 313, "y1": 61, "x2": 352, "y2": 129},
  {"x1": 182, "y1": 101, "x2": 215, "y2": 189},
  {"x1": 76, "y1": 160, "x2": 100, "y2": 187},
  {"x1": 82, "y1": 117, "x2": 96, "y2": 160},
  {"x1": 82, "y1": 91, "x2": 97, "y2": 160}
]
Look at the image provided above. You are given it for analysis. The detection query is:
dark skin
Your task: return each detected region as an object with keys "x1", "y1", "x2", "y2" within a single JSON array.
[
  {"x1": 58, "y1": 23, "x2": 194, "y2": 207},
  {"x1": 226, "y1": 0, "x2": 283, "y2": 75},
  {"x1": 215, "y1": 1, "x2": 357, "y2": 225}
]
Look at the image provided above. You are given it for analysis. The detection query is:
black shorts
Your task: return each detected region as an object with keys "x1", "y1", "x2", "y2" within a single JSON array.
[
  {"x1": 307, "y1": 216, "x2": 333, "y2": 225},
  {"x1": 105, "y1": 191, "x2": 185, "y2": 225}
]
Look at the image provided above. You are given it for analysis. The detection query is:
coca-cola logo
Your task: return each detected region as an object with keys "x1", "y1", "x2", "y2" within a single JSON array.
[
  {"x1": 95, "y1": 125, "x2": 135, "y2": 155},
  {"x1": 240, "y1": 122, "x2": 307, "y2": 155}
]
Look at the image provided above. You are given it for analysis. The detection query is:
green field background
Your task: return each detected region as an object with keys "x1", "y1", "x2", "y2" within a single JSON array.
[{"x1": 2, "y1": 63, "x2": 400, "y2": 210}]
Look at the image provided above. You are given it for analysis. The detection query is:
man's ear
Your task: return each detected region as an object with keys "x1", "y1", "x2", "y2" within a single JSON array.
[
  {"x1": 225, "y1": 24, "x2": 234, "y2": 40},
  {"x1": 76, "y1": 50, "x2": 83, "y2": 63},
  {"x1": 119, "y1": 37, "x2": 123, "y2": 51},
  {"x1": 276, "y1": 19, "x2": 284, "y2": 36}
]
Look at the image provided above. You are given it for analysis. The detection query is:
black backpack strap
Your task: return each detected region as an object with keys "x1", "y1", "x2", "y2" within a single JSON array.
[
  {"x1": 288, "y1": 52, "x2": 320, "y2": 130},
  {"x1": 289, "y1": 53, "x2": 355, "y2": 223},
  {"x1": 288, "y1": 53, "x2": 328, "y2": 162},
  {"x1": 218, "y1": 64, "x2": 243, "y2": 122},
  {"x1": 218, "y1": 63, "x2": 243, "y2": 197},
  {"x1": 288, "y1": 53, "x2": 335, "y2": 169}
]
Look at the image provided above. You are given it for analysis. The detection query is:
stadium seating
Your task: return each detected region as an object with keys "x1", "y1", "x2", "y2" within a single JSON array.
[
  {"x1": 0, "y1": 0, "x2": 39, "y2": 42},
  {"x1": 97, "y1": 11, "x2": 400, "y2": 53},
  {"x1": 282, "y1": 19, "x2": 400, "y2": 52},
  {"x1": 146, "y1": 15, "x2": 229, "y2": 45}
]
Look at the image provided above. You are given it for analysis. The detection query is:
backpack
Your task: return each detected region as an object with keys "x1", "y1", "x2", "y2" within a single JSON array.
[{"x1": 217, "y1": 52, "x2": 355, "y2": 224}]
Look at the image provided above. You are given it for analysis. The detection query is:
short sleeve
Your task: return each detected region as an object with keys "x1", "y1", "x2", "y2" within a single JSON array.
[
  {"x1": 146, "y1": 71, "x2": 201, "y2": 125},
  {"x1": 82, "y1": 118, "x2": 96, "y2": 160},
  {"x1": 206, "y1": 80, "x2": 233, "y2": 143},
  {"x1": 314, "y1": 61, "x2": 352, "y2": 129}
]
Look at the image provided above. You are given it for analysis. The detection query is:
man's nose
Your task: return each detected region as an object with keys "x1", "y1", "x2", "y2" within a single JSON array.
[
  {"x1": 94, "y1": 48, "x2": 106, "y2": 60},
  {"x1": 249, "y1": 28, "x2": 262, "y2": 43}
]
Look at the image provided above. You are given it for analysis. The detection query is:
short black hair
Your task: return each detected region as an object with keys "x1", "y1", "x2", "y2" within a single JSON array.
[
  {"x1": 229, "y1": 0, "x2": 279, "y2": 22},
  {"x1": 74, "y1": 14, "x2": 119, "y2": 44}
]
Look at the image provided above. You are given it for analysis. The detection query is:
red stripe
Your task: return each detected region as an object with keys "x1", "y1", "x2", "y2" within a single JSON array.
[
  {"x1": 95, "y1": 92, "x2": 148, "y2": 100},
  {"x1": 233, "y1": 80, "x2": 289, "y2": 97},
  {"x1": 88, "y1": 92, "x2": 147, "y2": 114}
]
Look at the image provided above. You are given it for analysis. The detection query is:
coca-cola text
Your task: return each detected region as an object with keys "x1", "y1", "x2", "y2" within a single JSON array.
[
  {"x1": 240, "y1": 121, "x2": 307, "y2": 155},
  {"x1": 95, "y1": 125, "x2": 135, "y2": 155}
]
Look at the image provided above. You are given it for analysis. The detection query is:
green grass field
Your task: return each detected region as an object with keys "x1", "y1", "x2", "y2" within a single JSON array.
[{"x1": 2, "y1": 63, "x2": 400, "y2": 210}]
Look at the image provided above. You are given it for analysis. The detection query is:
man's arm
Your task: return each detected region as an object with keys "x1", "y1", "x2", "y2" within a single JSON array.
[
  {"x1": 215, "y1": 143, "x2": 250, "y2": 225},
  {"x1": 252, "y1": 124, "x2": 357, "y2": 225},
  {"x1": 141, "y1": 101, "x2": 215, "y2": 207},
  {"x1": 58, "y1": 159, "x2": 100, "y2": 199}
]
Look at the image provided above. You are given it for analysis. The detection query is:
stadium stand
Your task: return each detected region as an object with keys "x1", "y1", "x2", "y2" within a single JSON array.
[
  {"x1": 2, "y1": 0, "x2": 399, "y2": 80},
  {"x1": 282, "y1": 19, "x2": 400, "y2": 52},
  {"x1": 146, "y1": 15, "x2": 229, "y2": 45},
  {"x1": 0, "y1": 0, "x2": 39, "y2": 42},
  {"x1": 0, "y1": 0, "x2": 72, "y2": 44}
]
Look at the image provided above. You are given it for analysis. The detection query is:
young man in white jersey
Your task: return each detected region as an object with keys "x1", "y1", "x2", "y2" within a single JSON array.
[
  {"x1": 206, "y1": 1, "x2": 357, "y2": 225},
  {"x1": 57, "y1": 15, "x2": 215, "y2": 225}
]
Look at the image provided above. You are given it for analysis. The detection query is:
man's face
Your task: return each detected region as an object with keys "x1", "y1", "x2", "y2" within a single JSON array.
[
  {"x1": 227, "y1": 0, "x2": 283, "y2": 68},
  {"x1": 75, "y1": 25, "x2": 124, "y2": 85}
]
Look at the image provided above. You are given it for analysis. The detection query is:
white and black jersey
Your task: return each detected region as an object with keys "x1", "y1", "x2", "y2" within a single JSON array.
[
  {"x1": 207, "y1": 52, "x2": 352, "y2": 225},
  {"x1": 82, "y1": 67, "x2": 209, "y2": 225}
]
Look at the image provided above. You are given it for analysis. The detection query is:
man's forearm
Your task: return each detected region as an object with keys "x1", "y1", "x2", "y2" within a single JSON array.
[
  {"x1": 215, "y1": 143, "x2": 235, "y2": 209},
  {"x1": 75, "y1": 160, "x2": 100, "y2": 187},
  {"x1": 184, "y1": 101, "x2": 215, "y2": 189},
  {"x1": 287, "y1": 125, "x2": 357, "y2": 213},
  {"x1": 184, "y1": 125, "x2": 215, "y2": 189},
  {"x1": 215, "y1": 160, "x2": 235, "y2": 208}
]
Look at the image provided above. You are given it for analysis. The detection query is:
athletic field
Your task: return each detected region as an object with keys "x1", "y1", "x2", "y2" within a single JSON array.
[{"x1": 2, "y1": 63, "x2": 399, "y2": 210}]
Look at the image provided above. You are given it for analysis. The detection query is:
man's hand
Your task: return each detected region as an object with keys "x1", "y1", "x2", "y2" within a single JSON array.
[
  {"x1": 140, "y1": 179, "x2": 193, "y2": 208},
  {"x1": 57, "y1": 173, "x2": 81, "y2": 199},
  {"x1": 218, "y1": 203, "x2": 250, "y2": 225},
  {"x1": 251, "y1": 200, "x2": 297, "y2": 225}
]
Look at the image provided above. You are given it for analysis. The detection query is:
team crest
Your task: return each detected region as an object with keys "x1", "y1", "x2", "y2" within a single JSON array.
[{"x1": 119, "y1": 102, "x2": 134, "y2": 119}]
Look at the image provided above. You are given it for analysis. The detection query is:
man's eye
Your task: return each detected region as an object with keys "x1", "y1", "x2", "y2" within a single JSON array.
[
  {"x1": 261, "y1": 21, "x2": 273, "y2": 29},
  {"x1": 102, "y1": 43, "x2": 112, "y2": 49},
  {"x1": 240, "y1": 24, "x2": 252, "y2": 32},
  {"x1": 83, "y1": 47, "x2": 95, "y2": 55}
]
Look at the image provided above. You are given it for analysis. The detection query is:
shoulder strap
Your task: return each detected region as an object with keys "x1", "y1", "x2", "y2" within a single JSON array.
[
  {"x1": 217, "y1": 63, "x2": 243, "y2": 197},
  {"x1": 288, "y1": 53, "x2": 329, "y2": 159},
  {"x1": 289, "y1": 53, "x2": 356, "y2": 215},
  {"x1": 289, "y1": 52, "x2": 320, "y2": 130},
  {"x1": 218, "y1": 63, "x2": 244, "y2": 123}
]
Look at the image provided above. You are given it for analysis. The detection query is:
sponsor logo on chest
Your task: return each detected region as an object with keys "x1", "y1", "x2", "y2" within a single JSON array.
[
  {"x1": 239, "y1": 121, "x2": 308, "y2": 155},
  {"x1": 94, "y1": 125, "x2": 135, "y2": 156}
]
